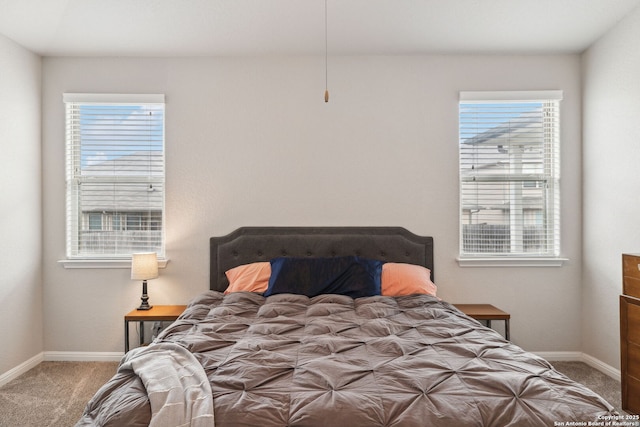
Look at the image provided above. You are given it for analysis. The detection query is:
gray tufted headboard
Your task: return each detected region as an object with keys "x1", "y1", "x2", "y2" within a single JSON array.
[{"x1": 209, "y1": 227, "x2": 434, "y2": 292}]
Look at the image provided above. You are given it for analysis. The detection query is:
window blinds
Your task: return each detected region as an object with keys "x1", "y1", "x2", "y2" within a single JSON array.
[
  {"x1": 459, "y1": 91, "x2": 562, "y2": 257},
  {"x1": 64, "y1": 94, "x2": 165, "y2": 258}
]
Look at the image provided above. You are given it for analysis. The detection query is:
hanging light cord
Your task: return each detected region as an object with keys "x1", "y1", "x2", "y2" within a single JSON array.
[{"x1": 324, "y1": 0, "x2": 329, "y2": 103}]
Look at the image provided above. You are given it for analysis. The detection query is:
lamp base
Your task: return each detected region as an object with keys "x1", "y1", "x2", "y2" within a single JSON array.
[{"x1": 137, "y1": 280, "x2": 152, "y2": 310}]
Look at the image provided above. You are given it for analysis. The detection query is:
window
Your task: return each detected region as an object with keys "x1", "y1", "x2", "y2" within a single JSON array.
[
  {"x1": 64, "y1": 93, "x2": 165, "y2": 259},
  {"x1": 458, "y1": 91, "x2": 562, "y2": 262}
]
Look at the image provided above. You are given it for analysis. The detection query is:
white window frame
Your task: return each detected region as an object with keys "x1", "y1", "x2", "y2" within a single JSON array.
[
  {"x1": 457, "y1": 90, "x2": 566, "y2": 267},
  {"x1": 60, "y1": 93, "x2": 167, "y2": 269}
]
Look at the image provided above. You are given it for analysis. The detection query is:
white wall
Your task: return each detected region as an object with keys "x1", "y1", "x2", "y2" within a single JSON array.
[
  {"x1": 0, "y1": 34, "x2": 43, "y2": 375},
  {"x1": 582, "y1": 5, "x2": 640, "y2": 369},
  {"x1": 42, "y1": 54, "x2": 582, "y2": 354}
]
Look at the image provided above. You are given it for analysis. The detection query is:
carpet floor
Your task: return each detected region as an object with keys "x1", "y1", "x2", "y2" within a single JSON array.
[
  {"x1": 0, "y1": 361, "x2": 118, "y2": 427},
  {"x1": 0, "y1": 360, "x2": 628, "y2": 426},
  {"x1": 553, "y1": 361, "x2": 627, "y2": 415}
]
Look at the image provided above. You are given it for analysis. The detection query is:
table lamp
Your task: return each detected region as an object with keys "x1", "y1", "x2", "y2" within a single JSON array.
[{"x1": 131, "y1": 252, "x2": 158, "y2": 310}]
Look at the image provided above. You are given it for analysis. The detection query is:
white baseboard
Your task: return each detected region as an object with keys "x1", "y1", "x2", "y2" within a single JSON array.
[
  {"x1": 534, "y1": 351, "x2": 621, "y2": 382},
  {"x1": 0, "y1": 352, "x2": 44, "y2": 388},
  {"x1": 580, "y1": 352, "x2": 621, "y2": 382},
  {"x1": 534, "y1": 351, "x2": 583, "y2": 361},
  {"x1": 43, "y1": 351, "x2": 124, "y2": 362},
  {"x1": 0, "y1": 351, "x2": 123, "y2": 388}
]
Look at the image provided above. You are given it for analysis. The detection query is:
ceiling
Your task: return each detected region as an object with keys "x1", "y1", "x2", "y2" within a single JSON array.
[{"x1": 1, "y1": 0, "x2": 639, "y2": 57}]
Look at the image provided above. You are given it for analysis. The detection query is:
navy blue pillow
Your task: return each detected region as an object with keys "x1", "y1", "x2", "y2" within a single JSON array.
[{"x1": 264, "y1": 256, "x2": 384, "y2": 299}]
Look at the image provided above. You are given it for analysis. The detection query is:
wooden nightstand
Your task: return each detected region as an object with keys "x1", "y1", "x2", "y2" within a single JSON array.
[
  {"x1": 124, "y1": 305, "x2": 187, "y2": 352},
  {"x1": 454, "y1": 304, "x2": 511, "y2": 340}
]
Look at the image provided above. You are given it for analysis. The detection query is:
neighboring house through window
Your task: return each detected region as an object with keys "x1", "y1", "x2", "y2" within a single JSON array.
[
  {"x1": 458, "y1": 90, "x2": 562, "y2": 264},
  {"x1": 64, "y1": 93, "x2": 165, "y2": 259}
]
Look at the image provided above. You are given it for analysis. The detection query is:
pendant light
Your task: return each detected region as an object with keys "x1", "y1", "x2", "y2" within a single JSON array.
[{"x1": 324, "y1": 0, "x2": 329, "y2": 103}]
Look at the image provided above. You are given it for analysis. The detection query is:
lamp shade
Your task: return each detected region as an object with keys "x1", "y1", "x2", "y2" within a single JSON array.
[{"x1": 131, "y1": 252, "x2": 159, "y2": 281}]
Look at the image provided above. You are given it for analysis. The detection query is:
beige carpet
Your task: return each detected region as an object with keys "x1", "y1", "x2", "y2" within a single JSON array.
[
  {"x1": 553, "y1": 361, "x2": 627, "y2": 415},
  {"x1": 0, "y1": 360, "x2": 628, "y2": 426},
  {"x1": 0, "y1": 361, "x2": 118, "y2": 427}
]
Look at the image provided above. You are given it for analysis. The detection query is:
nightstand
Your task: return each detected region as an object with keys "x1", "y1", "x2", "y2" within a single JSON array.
[
  {"x1": 453, "y1": 303, "x2": 511, "y2": 340},
  {"x1": 124, "y1": 305, "x2": 187, "y2": 352}
]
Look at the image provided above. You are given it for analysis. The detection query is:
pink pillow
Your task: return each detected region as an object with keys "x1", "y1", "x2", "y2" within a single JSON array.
[
  {"x1": 381, "y1": 263, "x2": 437, "y2": 297},
  {"x1": 224, "y1": 262, "x2": 271, "y2": 294}
]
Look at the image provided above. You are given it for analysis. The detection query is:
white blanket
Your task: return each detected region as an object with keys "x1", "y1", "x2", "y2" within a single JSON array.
[{"x1": 120, "y1": 342, "x2": 214, "y2": 427}]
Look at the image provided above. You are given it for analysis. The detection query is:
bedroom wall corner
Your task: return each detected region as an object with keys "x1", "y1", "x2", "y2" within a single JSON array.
[
  {"x1": 0, "y1": 33, "x2": 43, "y2": 379},
  {"x1": 581, "y1": 3, "x2": 640, "y2": 371}
]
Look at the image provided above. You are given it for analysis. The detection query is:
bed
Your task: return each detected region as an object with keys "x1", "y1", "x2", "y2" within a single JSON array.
[{"x1": 77, "y1": 226, "x2": 616, "y2": 427}]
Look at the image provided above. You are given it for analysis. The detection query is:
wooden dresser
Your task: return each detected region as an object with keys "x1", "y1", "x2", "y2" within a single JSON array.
[{"x1": 621, "y1": 253, "x2": 640, "y2": 414}]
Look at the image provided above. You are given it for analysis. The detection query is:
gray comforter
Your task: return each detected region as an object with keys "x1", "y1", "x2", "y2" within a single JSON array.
[{"x1": 78, "y1": 291, "x2": 615, "y2": 426}]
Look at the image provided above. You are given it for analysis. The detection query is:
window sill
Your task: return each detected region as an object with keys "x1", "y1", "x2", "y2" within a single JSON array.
[
  {"x1": 59, "y1": 258, "x2": 169, "y2": 269},
  {"x1": 456, "y1": 257, "x2": 567, "y2": 267}
]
